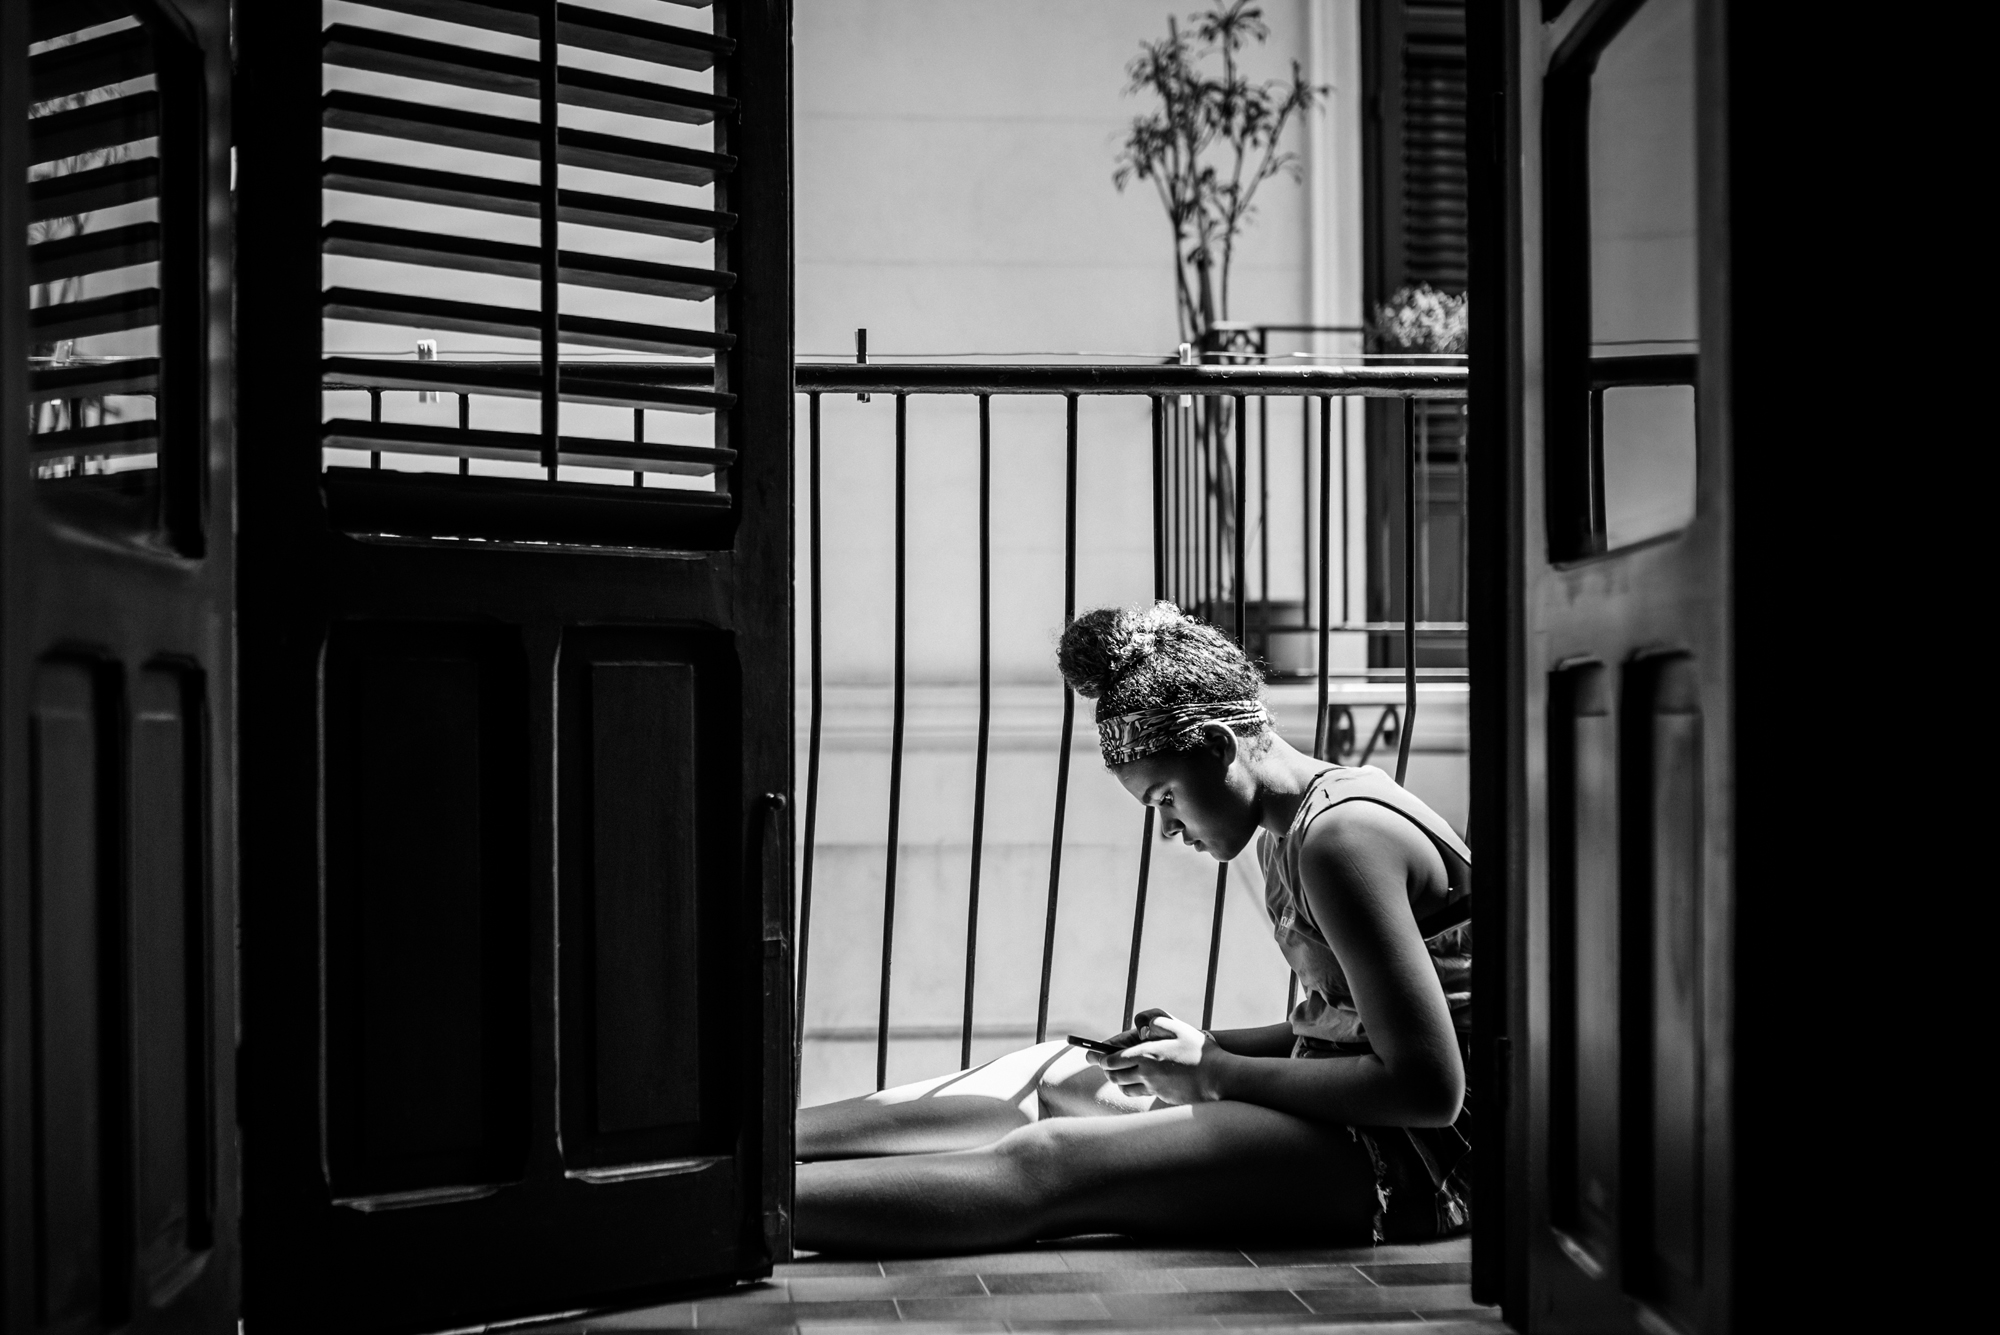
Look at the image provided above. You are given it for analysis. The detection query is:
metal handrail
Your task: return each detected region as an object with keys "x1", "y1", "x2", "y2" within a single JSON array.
[{"x1": 794, "y1": 362, "x2": 1466, "y2": 397}]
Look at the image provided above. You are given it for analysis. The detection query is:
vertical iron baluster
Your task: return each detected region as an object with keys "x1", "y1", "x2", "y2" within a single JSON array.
[
  {"x1": 877, "y1": 394, "x2": 909, "y2": 1089},
  {"x1": 1341, "y1": 396, "x2": 1351, "y2": 627},
  {"x1": 1169, "y1": 399, "x2": 1180, "y2": 603},
  {"x1": 1151, "y1": 396, "x2": 1166, "y2": 598},
  {"x1": 1179, "y1": 398, "x2": 1190, "y2": 608},
  {"x1": 1418, "y1": 403, "x2": 1431, "y2": 624},
  {"x1": 1257, "y1": 394, "x2": 1269, "y2": 659},
  {"x1": 368, "y1": 388, "x2": 381, "y2": 469},
  {"x1": 459, "y1": 392, "x2": 470, "y2": 475},
  {"x1": 539, "y1": 1, "x2": 558, "y2": 478},
  {"x1": 1397, "y1": 397, "x2": 1417, "y2": 786},
  {"x1": 1177, "y1": 398, "x2": 1190, "y2": 606},
  {"x1": 1202, "y1": 397, "x2": 1250, "y2": 1031},
  {"x1": 1233, "y1": 395, "x2": 1248, "y2": 641},
  {"x1": 1301, "y1": 390, "x2": 1313, "y2": 639},
  {"x1": 1201, "y1": 865, "x2": 1228, "y2": 1030},
  {"x1": 796, "y1": 393, "x2": 824, "y2": 1103},
  {"x1": 1191, "y1": 399, "x2": 1202, "y2": 612},
  {"x1": 1123, "y1": 396, "x2": 1167, "y2": 1032},
  {"x1": 1168, "y1": 395, "x2": 1184, "y2": 603},
  {"x1": 1315, "y1": 397, "x2": 1332, "y2": 759},
  {"x1": 1206, "y1": 397, "x2": 1218, "y2": 617},
  {"x1": 1124, "y1": 808, "x2": 1154, "y2": 1028},
  {"x1": 1036, "y1": 395, "x2": 1080, "y2": 1045},
  {"x1": 961, "y1": 395, "x2": 993, "y2": 1071}
]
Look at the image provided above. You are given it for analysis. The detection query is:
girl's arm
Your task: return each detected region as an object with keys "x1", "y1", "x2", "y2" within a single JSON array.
[
  {"x1": 1208, "y1": 1022, "x2": 1298, "y2": 1058},
  {"x1": 1094, "y1": 801, "x2": 1465, "y2": 1127}
]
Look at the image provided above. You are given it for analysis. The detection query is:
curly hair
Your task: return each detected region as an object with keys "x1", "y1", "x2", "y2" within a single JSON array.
[{"x1": 1056, "y1": 601, "x2": 1268, "y2": 742}]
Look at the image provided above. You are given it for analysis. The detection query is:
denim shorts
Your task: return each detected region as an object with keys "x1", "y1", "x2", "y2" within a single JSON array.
[{"x1": 1293, "y1": 1035, "x2": 1473, "y2": 1244}]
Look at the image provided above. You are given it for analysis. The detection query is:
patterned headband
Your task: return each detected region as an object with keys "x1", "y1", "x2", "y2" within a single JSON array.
[{"x1": 1096, "y1": 700, "x2": 1270, "y2": 767}]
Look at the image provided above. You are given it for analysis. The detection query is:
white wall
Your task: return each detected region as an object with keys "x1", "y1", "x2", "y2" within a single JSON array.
[
  {"x1": 788, "y1": 3, "x2": 1447, "y2": 1104},
  {"x1": 796, "y1": 1, "x2": 1318, "y2": 364}
]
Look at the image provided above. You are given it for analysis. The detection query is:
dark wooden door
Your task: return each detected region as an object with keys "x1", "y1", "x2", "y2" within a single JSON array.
[
  {"x1": 232, "y1": 2, "x2": 793, "y2": 1331},
  {"x1": 1500, "y1": 0, "x2": 1732, "y2": 1330},
  {"x1": 2, "y1": 1, "x2": 239, "y2": 1331}
]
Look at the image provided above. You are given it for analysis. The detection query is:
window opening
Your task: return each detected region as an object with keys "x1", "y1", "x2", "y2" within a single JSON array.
[
  {"x1": 1546, "y1": 0, "x2": 1699, "y2": 559},
  {"x1": 25, "y1": 0, "x2": 202, "y2": 549},
  {"x1": 317, "y1": 0, "x2": 739, "y2": 544}
]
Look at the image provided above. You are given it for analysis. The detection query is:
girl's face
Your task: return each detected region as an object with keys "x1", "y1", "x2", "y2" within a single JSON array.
[{"x1": 1114, "y1": 728, "x2": 1262, "y2": 861}]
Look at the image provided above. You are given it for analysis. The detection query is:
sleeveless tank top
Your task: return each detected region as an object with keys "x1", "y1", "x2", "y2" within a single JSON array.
[{"x1": 1256, "y1": 765, "x2": 1473, "y2": 1046}]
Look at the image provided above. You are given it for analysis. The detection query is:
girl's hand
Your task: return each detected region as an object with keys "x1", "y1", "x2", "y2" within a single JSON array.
[{"x1": 1088, "y1": 1011, "x2": 1229, "y2": 1106}]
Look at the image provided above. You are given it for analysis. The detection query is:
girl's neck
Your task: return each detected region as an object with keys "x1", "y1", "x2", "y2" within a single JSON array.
[{"x1": 1251, "y1": 736, "x2": 1335, "y2": 836}]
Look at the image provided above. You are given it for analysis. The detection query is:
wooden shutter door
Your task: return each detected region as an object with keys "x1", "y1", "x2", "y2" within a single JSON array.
[
  {"x1": 232, "y1": 2, "x2": 792, "y2": 1330},
  {"x1": 1490, "y1": 0, "x2": 1732, "y2": 1330},
  {"x1": 2, "y1": 1, "x2": 239, "y2": 1331}
]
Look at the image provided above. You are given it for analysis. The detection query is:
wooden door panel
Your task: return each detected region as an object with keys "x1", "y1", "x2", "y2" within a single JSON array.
[
  {"x1": 128, "y1": 663, "x2": 213, "y2": 1306},
  {"x1": 560, "y1": 629, "x2": 741, "y2": 1172},
  {"x1": 323, "y1": 624, "x2": 533, "y2": 1203},
  {"x1": 29, "y1": 660, "x2": 120, "y2": 1335},
  {"x1": 1623, "y1": 654, "x2": 1703, "y2": 1320},
  {"x1": 1546, "y1": 662, "x2": 1619, "y2": 1275}
]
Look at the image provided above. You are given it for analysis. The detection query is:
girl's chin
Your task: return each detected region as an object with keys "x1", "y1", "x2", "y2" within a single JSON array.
[{"x1": 1194, "y1": 833, "x2": 1247, "y2": 861}]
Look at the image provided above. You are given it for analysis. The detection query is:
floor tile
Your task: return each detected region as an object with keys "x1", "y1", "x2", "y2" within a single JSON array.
[
  {"x1": 1057, "y1": 1247, "x2": 1254, "y2": 1272},
  {"x1": 803, "y1": 1325, "x2": 1008, "y2": 1335},
  {"x1": 775, "y1": 1260, "x2": 889, "y2": 1279},
  {"x1": 1294, "y1": 1284, "x2": 1470, "y2": 1315},
  {"x1": 696, "y1": 1298, "x2": 898, "y2": 1326},
  {"x1": 700, "y1": 1283, "x2": 797, "y2": 1304},
  {"x1": 882, "y1": 1252, "x2": 1074, "y2": 1276},
  {"x1": 1243, "y1": 1239, "x2": 1468, "y2": 1269},
  {"x1": 999, "y1": 1321, "x2": 1227, "y2": 1332},
  {"x1": 898, "y1": 1292, "x2": 1112, "y2": 1322},
  {"x1": 578, "y1": 1302, "x2": 697, "y2": 1329},
  {"x1": 1099, "y1": 1289, "x2": 1310, "y2": 1320},
  {"x1": 1209, "y1": 1318, "x2": 1425, "y2": 1331},
  {"x1": 1170, "y1": 1265, "x2": 1373, "y2": 1292},
  {"x1": 981, "y1": 1269, "x2": 1185, "y2": 1295},
  {"x1": 1408, "y1": 1310, "x2": 1504, "y2": 1323},
  {"x1": 1355, "y1": 1262, "x2": 1472, "y2": 1286},
  {"x1": 786, "y1": 1273, "x2": 988, "y2": 1302}
]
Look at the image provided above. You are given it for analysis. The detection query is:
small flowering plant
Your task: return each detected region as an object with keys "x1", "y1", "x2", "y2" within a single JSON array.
[{"x1": 1369, "y1": 284, "x2": 1469, "y2": 354}]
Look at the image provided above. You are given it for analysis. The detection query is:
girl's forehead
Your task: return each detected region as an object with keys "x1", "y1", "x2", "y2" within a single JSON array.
[{"x1": 1113, "y1": 752, "x2": 1193, "y2": 799}]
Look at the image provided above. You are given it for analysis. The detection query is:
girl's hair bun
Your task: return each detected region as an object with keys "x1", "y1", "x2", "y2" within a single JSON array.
[
  {"x1": 1057, "y1": 601, "x2": 1260, "y2": 710},
  {"x1": 1059, "y1": 602, "x2": 1168, "y2": 699}
]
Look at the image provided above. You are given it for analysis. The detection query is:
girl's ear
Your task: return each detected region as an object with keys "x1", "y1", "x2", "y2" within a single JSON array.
[{"x1": 1201, "y1": 722, "x2": 1240, "y2": 767}]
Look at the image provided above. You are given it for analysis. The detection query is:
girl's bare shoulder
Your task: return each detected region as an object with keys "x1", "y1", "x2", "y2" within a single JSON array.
[{"x1": 1298, "y1": 797, "x2": 1448, "y2": 891}]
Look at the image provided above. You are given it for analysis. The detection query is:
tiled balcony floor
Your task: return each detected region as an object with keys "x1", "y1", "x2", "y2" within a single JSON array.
[{"x1": 522, "y1": 1235, "x2": 1505, "y2": 1334}]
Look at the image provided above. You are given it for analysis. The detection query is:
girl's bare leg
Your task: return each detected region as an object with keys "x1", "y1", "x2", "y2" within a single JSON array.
[
  {"x1": 798, "y1": 1041, "x2": 1153, "y2": 1161},
  {"x1": 796, "y1": 1099, "x2": 1380, "y2": 1254}
]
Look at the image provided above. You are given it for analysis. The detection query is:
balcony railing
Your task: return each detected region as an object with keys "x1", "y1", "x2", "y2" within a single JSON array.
[{"x1": 791, "y1": 361, "x2": 1469, "y2": 1095}]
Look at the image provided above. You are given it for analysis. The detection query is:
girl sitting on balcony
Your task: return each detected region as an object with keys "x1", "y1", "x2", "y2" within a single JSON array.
[{"x1": 794, "y1": 601, "x2": 1472, "y2": 1253}]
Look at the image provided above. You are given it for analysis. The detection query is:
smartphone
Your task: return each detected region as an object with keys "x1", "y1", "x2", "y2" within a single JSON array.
[{"x1": 1066, "y1": 1034, "x2": 1124, "y2": 1055}]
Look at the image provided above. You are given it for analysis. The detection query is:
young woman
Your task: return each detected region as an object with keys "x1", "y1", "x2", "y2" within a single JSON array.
[{"x1": 795, "y1": 602, "x2": 1472, "y2": 1254}]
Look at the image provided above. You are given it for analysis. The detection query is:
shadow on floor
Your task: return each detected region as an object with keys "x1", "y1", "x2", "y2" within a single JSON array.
[{"x1": 514, "y1": 1234, "x2": 1506, "y2": 1334}]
